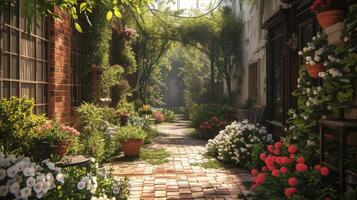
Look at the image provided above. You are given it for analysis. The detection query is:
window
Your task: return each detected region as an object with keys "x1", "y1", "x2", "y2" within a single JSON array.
[
  {"x1": 0, "y1": 0, "x2": 49, "y2": 114},
  {"x1": 270, "y1": 23, "x2": 284, "y2": 122},
  {"x1": 71, "y1": 23, "x2": 81, "y2": 106}
]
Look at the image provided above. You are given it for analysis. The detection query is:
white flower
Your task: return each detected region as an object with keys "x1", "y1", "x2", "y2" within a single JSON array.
[
  {"x1": 0, "y1": 169, "x2": 6, "y2": 180},
  {"x1": 298, "y1": 51, "x2": 303, "y2": 55},
  {"x1": 6, "y1": 166, "x2": 17, "y2": 178},
  {"x1": 20, "y1": 187, "x2": 32, "y2": 199},
  {"x1": 113, "y1": 186, "x2": 120, "y2": 194},
  {"x1": 328, "y1": 68, "x2": 342, "y2": 78},
  {"x1": 314, "y1": 56, "x2": 320, "y2": 62},
  {"x1": 46, "y1": 173, "x2": 54, "y2": 181},
  {"x1": 305, "y1": 56, "x2": 312, "y2": 61},
  {"x1": 26, "y1": 177, "x2": 36, "y2": 188},
  {"x1": 0, "y1": 185, "x2": 8, "y2": 197},
  {"x1": 90, "y1": 158, "x2": 96, "y2": 163},
  {"x1": 318, "y1": 72, "x2": 327, "y2": 78},
  {"x1": 309, "y1": 60, "x2": 316, "y2": 65},
  {"x1": 303, "y1": 47, "x2": 308, "y2": 52},
  {"x1": 327, "y1": 105, "x2": 333, "y2": 110},
  {"x1": 42, "y1": 182, "x2": 51, "y2": 193},
  {"x1": 23, "y1": 167, "x2": 35, "y2": 177},
  {"x1": 36, "y1": 192, "x2": 44, "y2": 199},
  {"x1": 9, "y1": 182, "x2": 20, "y2": 194},
  {"x1": 312, "y1": 36, "x2": 316, "y2": 40},
  {"x1": 56, "y1": 173, "x2": 64, "y2": 184},
  {"x1": 344, "y1": 37, "x2": 349, "y2": 42},
  {"x1": 33, "y1": 182, "x2": 43, "y2": 193},
  {"x1": 77, "y1": 181, "x2": 86, "y2": 190}
]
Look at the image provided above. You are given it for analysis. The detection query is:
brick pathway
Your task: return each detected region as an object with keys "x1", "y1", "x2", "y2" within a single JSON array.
[{"x1": 108, "y1": 116, "x2": 252, "y2": 200}]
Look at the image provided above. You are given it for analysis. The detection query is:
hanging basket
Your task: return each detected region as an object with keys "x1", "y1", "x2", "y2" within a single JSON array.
[
  {"x1": 306, "y1": 63, "x2": 325, "y2": 78},
  {"x1": 316, "y1": 10, "x2": 344, "y2": 28}
]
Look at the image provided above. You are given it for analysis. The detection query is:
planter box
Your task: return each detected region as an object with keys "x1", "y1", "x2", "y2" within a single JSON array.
[{"x1": 324, "y1": 22, "x2": 344, "y2": 47}]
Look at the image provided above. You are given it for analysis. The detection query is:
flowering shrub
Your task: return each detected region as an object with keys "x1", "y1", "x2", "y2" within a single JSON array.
[
  {"x1": 310, "y1": 0, "x2": 347, "y2": 13},
  {"x1": 298, "y1": 33, "x2": 332, "y2": 66},
  {"x1": 206, "y1": 120, "x2": 271, "y2": 167},
  {"x1": 161, "y1": 109, "x2": 175, "y2": 122},
  {"x1": 251, "y1": 141, "x2": 336, "y2": 200},
  {"x1": 139, "y1": 105, "x2": 153, "y2": 115},
  {"x1": 0, "y1": 153, "x2": 64, "y2": 199},
  {"x1": 198, "y1": 116, "x2": 227, "y2": 139},
  {"x1": 152, "y1": 111, "x2": 165, "y2": 123},
  {"x1": 190, "y1": 104, "x2": 235, "y2": 129}
]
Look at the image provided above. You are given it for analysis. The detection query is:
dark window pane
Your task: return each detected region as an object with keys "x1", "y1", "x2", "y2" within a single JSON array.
[
  {"x1": 10, "y1": 28, "x2": 19, "y2": 53},
  {"x1": 36, "y1": 84, "x2": 44, "y2": 104},
  {"x1": 44, "y1": 63, "x2": 48, "y2": 82},
  {"x1": 10, "y1": 1, "x2": 18, "y2": 26},
  {"x1": 11, "y1": 82, "x2": 19, "y2": 96},
  {"x1": 1, "y1": 26, "x2": 9, "y2": 51},
  {"x1": 1, "y1": 54, "x2": 10, "y2": 78},
  {"x1": 11, "y1": 55, "x2": 19, "y2": 79},
  {"x1": 36, "y1": 62, "x2": 43, "y2": 81},
  {"x1": 2, "y1": 4, "x2": 10, "y2": 24},
  {"x1": 36, "y1": 39, "x2": 43, "y2": 59},
  {"x1": 2, "y1": 81, "x2": 10, "y2": 98}
]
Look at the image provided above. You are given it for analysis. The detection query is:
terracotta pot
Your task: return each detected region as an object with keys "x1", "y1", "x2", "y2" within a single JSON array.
[
  {"x1": 316, "y1": 10, "x2": 344, "y2": 28},
  {"x1": 55, "y1": 139, "x2": 72, "y2": 159},
  {"x1": 120, "y1": 139, "x2": 143, "y2": 157},
  {"x1": 306, "y1": 63, "x2": 325, "y2": 78}
]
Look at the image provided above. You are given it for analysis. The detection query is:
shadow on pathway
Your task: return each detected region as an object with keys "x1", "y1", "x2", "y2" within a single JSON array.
[{"x1": 108, "y1": 115, "x2": 252, "y2": 200}]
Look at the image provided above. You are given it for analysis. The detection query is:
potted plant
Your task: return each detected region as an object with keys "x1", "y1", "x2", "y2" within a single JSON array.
[
  {"x1": 298, "y1": 33, "x2": 332, "y2": 78},
  {"x1": 116, "y1": 126, "x2": 146, "y2": 157},
  {"x1": 37, "y1": 121, "x2": 80, "y2": 159},
  {"x1": 310, "y1": 0, "x2": 347, "y2": 28}
]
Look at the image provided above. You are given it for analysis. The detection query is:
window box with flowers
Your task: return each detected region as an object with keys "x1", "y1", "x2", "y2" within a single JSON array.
[{"x1": 310, "y1": 0, "x2": 347, "y2": 29}]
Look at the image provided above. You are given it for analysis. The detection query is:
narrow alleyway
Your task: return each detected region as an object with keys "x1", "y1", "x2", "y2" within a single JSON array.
[{"x1": 108, "y1": 115, "x2": 252, "y2": 200}]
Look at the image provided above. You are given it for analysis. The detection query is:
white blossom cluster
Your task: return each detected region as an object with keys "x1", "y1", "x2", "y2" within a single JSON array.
[
  {"x1": 0, "y1": 153, "x2": 63, "y2": 199},
  {"x1": 77, "y1": 174, "x2": 98, "y2": 194},
  {"x1": 206, "y1": 120, "x2": 271, "y2": 165},
  {"x1": 298, "y1": 32, "x2": 327, "y2": 66}
]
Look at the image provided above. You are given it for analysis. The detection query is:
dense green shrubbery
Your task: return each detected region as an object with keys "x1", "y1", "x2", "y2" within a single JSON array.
[
  {"x1": 116, "y1": 126, "x2": 146, "y2": 141},
  {"x1": 190, "y1": 104, "x2": 236, "y2": 129},
  {"x1": 161, "y1": 109, "x2": 175, "y2": 122},
  {"x1": 0, "y1": 97, "x2": 46, "y2": 155}
]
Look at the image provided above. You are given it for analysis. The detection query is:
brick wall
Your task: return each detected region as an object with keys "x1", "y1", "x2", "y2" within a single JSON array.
[{"x1": 48, "y1": 9, "x2": 74, "y2": 123}]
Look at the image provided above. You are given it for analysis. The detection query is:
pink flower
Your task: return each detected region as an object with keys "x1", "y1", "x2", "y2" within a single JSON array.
[
  {"x1": 288, "y1": 177, "x2": 298, "y2": 186},
  {"x1": 296, "y1": 163, "x2": 308, "y2": 172},
  {"x1": 284, "y1": 187, "x2": 297, "y2": 198},
  {"x1": 281, "y1": 157, "x2": 290, "y2": 165},
  {"x1": 288, "y1": 145, "x2": 297, "y2": 154},
  {"x1": 255, "y1": 173, "x2": 266, "y2": 185},
  {"x1": 296, "y1": 157, "x2": 305, "y2": 163},
  {"x1": 251, "y1": 169, "x2": 259, "y2": 177},
  {"x1": 262, "y1": 166, "x2": 267, "y2": 172},
  {"x1": 280, "y1": 167, "x2": 288, "y2": 174},
  {"x1": 274, "y1": 141, "x2": 283, "y2": 149},
  {"x1": 260, "y1": 153, "x2": 266, "y2": 161},
  {"x1": 272, "y1": 169, "x2": 280, "y2": 177},
  {"x1": 314, "y1": 165, "x2": 322, "y2": 171},
  {"x1": 320, "y1": 167, "x2": 330, "y2": 176},
  {"x1": 273, "y1": 149, "x2": 280, "y2": 156},
  {"x1": 267, "y1": 145, "x2": 274, "y2": 152}
]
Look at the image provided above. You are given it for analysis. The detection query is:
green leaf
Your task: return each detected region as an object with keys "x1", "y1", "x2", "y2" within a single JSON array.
[
  {"x1": 106, "y1": 11, "x2": 113, "y2": 21},
  {"x1": 74, "y1": 22, "x2": 82, "y2": 33},
  {"x1": 80, "y1": 2, "x2": 88, "y2": 12},
  {"x1": 114, "y1": 10, "x2": 121, "y2": 18}
]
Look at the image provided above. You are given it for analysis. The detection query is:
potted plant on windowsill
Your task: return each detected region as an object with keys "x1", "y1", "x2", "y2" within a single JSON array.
[
  {"x1": 298, "y1": 33, "x2": 332, "y2": 78},
  {"x1": 310, "y1": 0, "x2": 347, "y2": 28},
  {"x1": 116, "y1": 126, "x2": 146, "y2": 157}
]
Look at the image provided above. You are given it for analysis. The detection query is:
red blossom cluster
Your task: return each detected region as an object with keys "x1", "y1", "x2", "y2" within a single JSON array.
[
  {"x1": 251, "y1": 141, "x2": 331, "y2": 199},
  {"x1": 310, "y1": 0, "x2": 346, "y2": 13},
  {"x1": 199, "y1": 116, "x2": 226, "y2": 132}
]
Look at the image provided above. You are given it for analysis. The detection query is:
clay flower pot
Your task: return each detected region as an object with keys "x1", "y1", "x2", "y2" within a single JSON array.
[
  {"x1": 316, "y1": 10, "x2": 344, "y2": 28},
  {"x1": 55, "y1": 139, "x2": 72, "y2": 159},
  {"x1": 120, "y1": 139, "x2": 143, "y2": 157},
  {"x1": 306, "y1": 63, "x2": 325, "y2": 78}
]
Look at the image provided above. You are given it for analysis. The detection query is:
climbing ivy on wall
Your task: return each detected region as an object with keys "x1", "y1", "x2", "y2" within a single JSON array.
[{"x1": 80, "y1": 2, "x2": 112, "y2": 102}]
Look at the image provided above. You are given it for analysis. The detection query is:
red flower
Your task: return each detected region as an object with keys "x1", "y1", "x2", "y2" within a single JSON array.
[
  {"x1": 284, "y1": 187, "x2": 297, "y2": 198},
  {"x1": 273, "y1": 149, "x2": 280, "y2": 156},
  {"x1": 252, "y1": 184, "x2": 258, "y2": 191},
  {"x1": 260, "y1": 153, "x2": 266, "y2": 161},
  {"x1": 274, "y1": 141, "x2": 283, "y2": 149},
  {"x1": 314, "y1": 164, "x2": 322, "y2": 171},
  {"x1": 281, "y1": 157, "x2": 290, "y2": 165},
  {"x1": 272, "y1": 169, "x2": 280, "y2": 177},
  {"x1": 296, "y1": 157, "x2": 305, "y2": 163},
  {"x1": 267, "y1": 145, "x2": 274, "y2": 152},
  {"x1": 320, "y1": 167, "x2": 330, "y2": 176},
  {"x1": 296, "y1": 163, "x2": 308, "y2": 172},
  {"x1": 206, "y1": 125, "x2": 212, "y2": 129},
  {"x1": 251, "y1": 169, "x2": 259, "y2": 177},
  {"x1": 255, "y1": 173, "x2": 266, "y2": 185},
  {"x1": 324, "y1": 197, "x2": 332, "y2": 200},
  {"x1": 265, "y1": 156, "x2": 275, "y2": 166},
  {"x1": 288, "y1": 177, "x2": 298, "y2": 186},
  {"x1": 262, "y1": 166, "x2": 267, "y2": 172},
  {"x1": 275, "y1": 157, "x2": 282, "y2": 165},
  {"x1": 280, "y1": 167, "x2": 288, "y2": 174},
  {"x1": 288, "y1": 145, "x2": 297, "y2": 154}
]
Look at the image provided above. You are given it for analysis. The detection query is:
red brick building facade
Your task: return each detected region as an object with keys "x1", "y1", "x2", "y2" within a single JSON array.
[{"x1": 0, "y1": 1, "x2": 80, "y2": 123}]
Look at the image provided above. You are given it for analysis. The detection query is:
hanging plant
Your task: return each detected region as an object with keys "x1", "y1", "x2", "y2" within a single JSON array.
[{"x1": 310, "y1": 0, "x2": 347, "y2": 28}]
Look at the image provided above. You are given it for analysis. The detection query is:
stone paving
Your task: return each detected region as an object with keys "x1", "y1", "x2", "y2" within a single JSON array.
[{"x1": 108, "y1": 116, "x2": 252, "y2": 200}]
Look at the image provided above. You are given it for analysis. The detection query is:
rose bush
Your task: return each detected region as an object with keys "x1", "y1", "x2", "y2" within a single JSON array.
[
  {"x1": 251, "y1": 141, "x2": 336, "y2": 200},
  {"x1": 206, "y1": 120, "x2": 272, "y2": 167},
  {"x1": 198, "y1": 116, "x2": 227, "y2": 139}
]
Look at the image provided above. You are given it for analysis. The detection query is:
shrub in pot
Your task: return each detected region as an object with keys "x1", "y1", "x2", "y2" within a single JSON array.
[
  {"x1": 310, "y1": 0, "x2": 347, "y2": 28},
  {"x1": 116, "y1": 126, "x2": 146, "y2": 157},
  {"x1": 298, "y1": 33, "x2": 333, "y2": 78}
]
